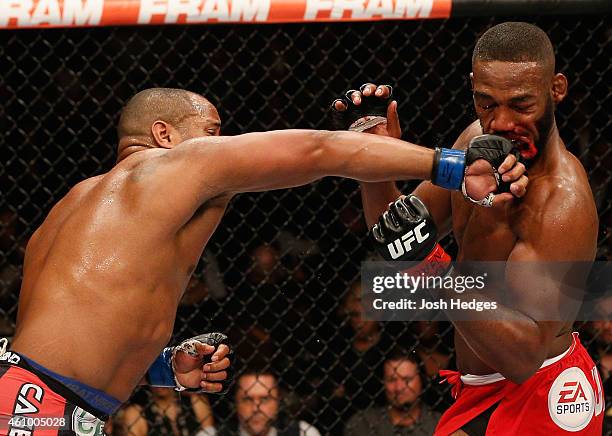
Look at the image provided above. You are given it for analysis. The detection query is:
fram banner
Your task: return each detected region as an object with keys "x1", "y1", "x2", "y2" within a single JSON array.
[{"x1": 0, "y1": 0, "x2": 450, "y2": 28}]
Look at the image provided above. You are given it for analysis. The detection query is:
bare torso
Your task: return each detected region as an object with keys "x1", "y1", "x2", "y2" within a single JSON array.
[
  {"x1": 11, "y1": 150, "x2": 229, "y2": 401},
  {"x1": 449, "y1": 136, "x2": 597, "y2": 375}
]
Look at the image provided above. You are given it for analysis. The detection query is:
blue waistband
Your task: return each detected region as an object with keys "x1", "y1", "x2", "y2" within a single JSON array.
[{"x1": 20, "y1": 354, "x2": 122, "y2": 416}]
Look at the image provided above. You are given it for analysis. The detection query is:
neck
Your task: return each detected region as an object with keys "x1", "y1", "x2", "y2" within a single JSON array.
[
  {"x1": 526, "y1": 123, "x2": 563, "y2": 178},
  {"x1": 389, "y1": 402, "x2": 422, "y2": 427},
  {"x1": 117, "y1": 136, "x2": 156, "y2": 163}
]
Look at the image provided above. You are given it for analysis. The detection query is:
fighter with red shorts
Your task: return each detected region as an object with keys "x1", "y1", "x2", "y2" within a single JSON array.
[{"x1": 334, "y1": 22, "x2": 604, "y2": 435}]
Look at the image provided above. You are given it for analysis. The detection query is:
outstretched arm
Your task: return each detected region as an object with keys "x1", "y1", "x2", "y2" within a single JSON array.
[
  {"x1": 335, "y1": 84, "x2": 525, "y2": 234},
  {"x1": 139, "y1": 129, "x2": 439, "y2": 230},
  {"x1": 136, "y1": 127, "x2": 514, "y2": 232},
  {"x1": 182, "y1": 129, "x2": 436, "y2": 194}
]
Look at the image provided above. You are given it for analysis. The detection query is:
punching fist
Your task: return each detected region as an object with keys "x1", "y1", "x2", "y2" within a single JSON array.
[{"x1": 432, "y1": 134, "x2": 525, "y2": 207}]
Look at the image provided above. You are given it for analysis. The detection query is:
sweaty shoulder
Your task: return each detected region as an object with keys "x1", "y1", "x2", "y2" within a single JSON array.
[
  {"x1": 25, "y1": 173, "x2": 107, "y2": 257},
  {"x1": 512, "y1": 150, "x2": 598, "y2": 260},
  {"x1": 451, "y1": 120, "x2": 483, "y2": 150},
  {"x1": 41, "y1": 174, "x2": 106, "y2": 223}
]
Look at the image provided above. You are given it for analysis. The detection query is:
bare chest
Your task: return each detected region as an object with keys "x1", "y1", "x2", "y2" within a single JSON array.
[{"x1": 451, "y1": 193, "x2": 518, "y2": 261}]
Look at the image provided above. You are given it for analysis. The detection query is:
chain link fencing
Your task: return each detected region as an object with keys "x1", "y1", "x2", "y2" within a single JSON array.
[{"x1": 1, "y1": 15, "x2": 610, "y2": 435}]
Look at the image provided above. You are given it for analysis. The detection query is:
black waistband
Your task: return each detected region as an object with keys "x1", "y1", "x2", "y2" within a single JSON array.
[
  {"x1": 0, "y1": 352, "x2": 111, "y2": 421},
  {"x1": 460, "y1": 402, "x2": 499, "y2": 436}
]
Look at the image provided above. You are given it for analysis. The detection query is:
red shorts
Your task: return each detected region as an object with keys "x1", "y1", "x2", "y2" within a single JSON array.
[
  {"x1": 0, "y1": 351, "x2": 110, "y2": 436},
  {"x1": 435, "y1": 333, "x2": 605, "y2": 435}
]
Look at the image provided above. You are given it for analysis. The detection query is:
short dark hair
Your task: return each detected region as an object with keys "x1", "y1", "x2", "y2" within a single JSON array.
[
  {"x1": 235, "y1": 359, "x2": 278, "y2": 389},
  {"x1": 472, "y1": 22, "x2": 555, "y2": 71},
  {"x1": 384, "y1": 346, "x2": 426, "y2": 384},
  {"x1": 386, "y1": 345, "x2": 422, "y2": 366}
]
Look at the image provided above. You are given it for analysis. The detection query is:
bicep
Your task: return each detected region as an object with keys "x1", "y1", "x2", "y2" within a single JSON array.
[
  {"x1": 130, "y1": 130, "x2": 323, "y2": 230},
  {"x1": 191, "y1": 130, "x2": 326, "y2": 194},
  {"x1": 504, "y1": 218, "x2": 593, "y2": 345},
  {"x1": 504, "y1": 241, "x2": 571, "y2": 345}
]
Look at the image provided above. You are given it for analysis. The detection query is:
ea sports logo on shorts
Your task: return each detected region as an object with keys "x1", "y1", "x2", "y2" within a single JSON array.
[{"x1": 548, "y1": 367, "x2": 594, "y2": 432}]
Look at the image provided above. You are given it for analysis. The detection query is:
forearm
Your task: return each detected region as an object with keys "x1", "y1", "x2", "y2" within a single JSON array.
[
  {"x1": 197, "y1": 130, "x2": 440, "y2": 195},
  {"x1": 360, "y1": 182, "x2": 402, "y2": 227},
  {"x1": 318, "y1": 130, "x2": 435, "y2": 183},
  {"x1": 360, "y1": 180, "x2": 452, "y2": 232},
  {"x1": 328, "y1": 129, "x2": 431, "y2": 227}
]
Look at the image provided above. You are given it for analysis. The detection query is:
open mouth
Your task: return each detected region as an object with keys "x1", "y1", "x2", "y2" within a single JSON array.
[{"x1": 503, "y1": 135, "x2": 538, "y2": 160}]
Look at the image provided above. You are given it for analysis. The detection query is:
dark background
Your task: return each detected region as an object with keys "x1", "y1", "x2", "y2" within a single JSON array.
[{"x1": 1, "y1": 16, "x2": 610, "y2": 435}]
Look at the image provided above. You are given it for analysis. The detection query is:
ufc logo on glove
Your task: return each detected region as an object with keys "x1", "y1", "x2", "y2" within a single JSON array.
[{"x1": 387, "y1": 221, "x2": 430, "y2": 259}]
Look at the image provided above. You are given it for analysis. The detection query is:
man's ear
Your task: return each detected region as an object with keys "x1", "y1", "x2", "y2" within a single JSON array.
[
  {"x1": 151, "y1": 120, "x2": 179, "y2": 148},
  {"x1": 469, "y1": 72, "x2": 474, "y2": 90},
  {"x1": 551, "y1": 73, "x2": 568, "y2": 104}
]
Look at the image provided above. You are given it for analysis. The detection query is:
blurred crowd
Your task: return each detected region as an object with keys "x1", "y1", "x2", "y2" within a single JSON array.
[
  {"x1": 105, "y1": 239, "x2": 612, "y2": 434},
  {"x1": 0, "y1": 197, "x2": 611, "y2": 435}
]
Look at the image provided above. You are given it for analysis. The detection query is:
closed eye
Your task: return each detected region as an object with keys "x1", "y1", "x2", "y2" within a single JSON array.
[
  {"x1": 479, "y1": 103, "x2": 496, "y2": 111},
  {"x1": 512, "y1": 105, "x2": 535, "y2": 113}
]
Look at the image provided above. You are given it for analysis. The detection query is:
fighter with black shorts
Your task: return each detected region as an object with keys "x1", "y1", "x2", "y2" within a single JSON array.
[{"x1": 0, "y1": 88, "x2": 525, "y2": 434}]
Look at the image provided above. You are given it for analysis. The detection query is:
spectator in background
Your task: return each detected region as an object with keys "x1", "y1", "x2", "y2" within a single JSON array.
[
  {"x1": 120, "y1": 388, "x2": 215, "y2": 436},
  {"x1": 345, "y1": 348, "x2": 441, "y2": 435},
  {"x1": 330, "y1": 280, "x2": 395, "y2": 405},
  {"x1": 218, "y1": 368, "x2": 321, "y2": 436},
  {"x1": 408, "y1": 321, "x2": 455, "y2": 412},
  {"x1": 248, "y1": 244, "x2": 285, "y2": 286},
  {"x1": 315, "y1": 280, "x2": 395, "y2": 433}
]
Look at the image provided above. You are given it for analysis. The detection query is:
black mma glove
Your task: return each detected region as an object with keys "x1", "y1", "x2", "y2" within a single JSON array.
[
  {"x1": 330, "y1": 84, "x2": 393, "y2": 131},
  {"x1": 371, "y1": 195, "x2": 452, "y2": 276}
]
